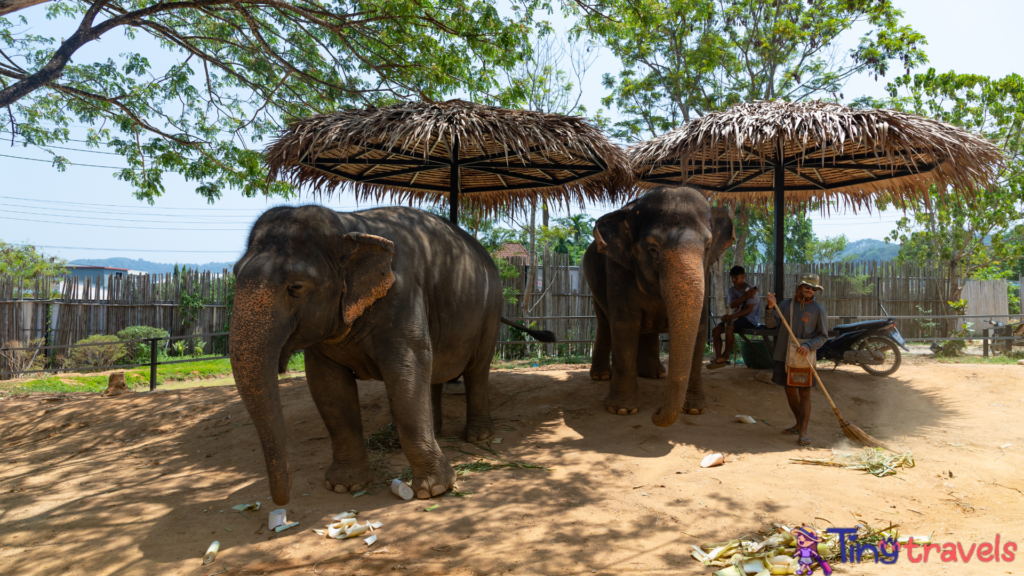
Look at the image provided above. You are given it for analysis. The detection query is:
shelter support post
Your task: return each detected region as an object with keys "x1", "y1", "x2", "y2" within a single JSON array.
[
  {"x1": 773, "y1": 162, "x2": 785, "y2": 298},
  {"x1": 449, "y1": 135, "x2": 460, "y2": 224}
]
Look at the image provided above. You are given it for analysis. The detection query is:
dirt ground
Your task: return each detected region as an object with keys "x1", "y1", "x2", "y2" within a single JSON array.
[{"x1": 1, "y1": 361, "x2": 1022, "y2": 575}]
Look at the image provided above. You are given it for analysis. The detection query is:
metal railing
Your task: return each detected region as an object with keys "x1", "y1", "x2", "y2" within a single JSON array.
[{"x1": 0, "y1": 332, "x2": 229, "y2": 390}]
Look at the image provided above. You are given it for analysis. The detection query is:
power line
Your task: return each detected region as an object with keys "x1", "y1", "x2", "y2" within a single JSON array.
[
  {"x1": 8, "y1": 140, "x2": 123, "y2": 155},
  {"x1": 0, "y1": 215, "x2": 249, "y2": 231},
  {"x1": 0, "y1": 195, "x2": 364, "y2": 211},
  {"x1": 0, "y1": 202, "x2": 258, "y2": 219},
  {"x1": 0, "y1": 208, "x2": 259, "y2": 224},
  {"x1": 0, "y1": 152, "x2": 127, "y2": 170},
  {"x1": 29, "y1": 245, "x2": 241, "y2": 253}
]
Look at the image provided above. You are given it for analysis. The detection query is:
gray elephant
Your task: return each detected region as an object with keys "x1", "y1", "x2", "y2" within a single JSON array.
[
  {"x1": 582, "y1": 187, "x2": 734, "y2": 426},
  {"x1": 230, "y1": 205, "x2": 553, "y2": 504}
]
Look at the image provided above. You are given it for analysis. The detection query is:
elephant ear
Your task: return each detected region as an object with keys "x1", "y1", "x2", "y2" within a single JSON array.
[
  {"x1": 594, "y1": 209, "x2": 634, "y2": 270},
  {"x1": 340, "y1": 233, "x2": 396, "y2": 324},
  {"x1": 708, "y1": 207, "x2": 735, "y2": 266}
]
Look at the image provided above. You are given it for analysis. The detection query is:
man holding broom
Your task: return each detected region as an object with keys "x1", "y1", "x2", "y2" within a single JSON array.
[{"x1": 765, "y1": 274, "x2": 828, "y2": 446}]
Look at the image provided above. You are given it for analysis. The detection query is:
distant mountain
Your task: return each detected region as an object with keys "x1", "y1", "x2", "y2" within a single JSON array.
[
  {"x1": 69, "y1": 257, "x2": 236, "y2": 274},
  {"x1": 839, "y1": 239, "x2": 900, "y2": 262}
]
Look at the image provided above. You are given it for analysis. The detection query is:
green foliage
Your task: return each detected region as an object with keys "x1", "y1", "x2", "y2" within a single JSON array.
[
  {"x1": 575, "y1": 0, "x2": 927, "y2": 141},
  {"x1": 115, "y1": 325, "x2": 170, "y2": 364},
  {"x1": 739, "y1": 208, "x2": 815, "y2": 265},
  {"x1": 1, "y1": 0, "x2": 544, "y2": 202},
  {"x1": 0, "y1": 241, "x2": 66, "y2": 279},
  {"x1": 64, "y1": 335, "x2": 127, "y2": 368},
  {"x1": 865, "y1": 72, "x2": 1024, "y2": 299},
  {"x1": 493, "y1": 256, "x2": 521, "y2": 305},
  {"x1": 805, "y1": 234, "x2": 855, "y2": 264}
]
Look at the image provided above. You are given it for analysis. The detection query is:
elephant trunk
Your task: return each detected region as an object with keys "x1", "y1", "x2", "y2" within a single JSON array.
[
  {"x1": 652, "y1": 243, "x2": 705, "y2": 427},
  {"x1": 229, "y1": 281, "x2": 292, "y2": 505}
]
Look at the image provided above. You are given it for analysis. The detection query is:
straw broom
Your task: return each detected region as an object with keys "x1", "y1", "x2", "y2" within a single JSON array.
[{"x1": 773, "y1": 303, "x2": 889, "y2": 449}]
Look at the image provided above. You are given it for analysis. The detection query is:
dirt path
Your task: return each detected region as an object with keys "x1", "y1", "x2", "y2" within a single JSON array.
[{"x1": 1, "y1": 363, "x2": 1021, "y2": 575}]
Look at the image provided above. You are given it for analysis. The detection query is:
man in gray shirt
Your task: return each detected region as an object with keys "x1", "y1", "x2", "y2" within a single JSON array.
[{"x1": 765, "y1": 274, "x2": 828, "y2": 446}]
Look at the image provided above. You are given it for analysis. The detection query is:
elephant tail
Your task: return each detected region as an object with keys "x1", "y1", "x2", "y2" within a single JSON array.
[{"x1": 500, "y1": 318, "x2": 557, "y2": 343}]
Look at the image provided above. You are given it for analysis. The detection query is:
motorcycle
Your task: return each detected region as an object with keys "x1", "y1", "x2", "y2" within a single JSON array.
[{"x1": 817, "y1": 305, "x2": 909, "y2": 377}]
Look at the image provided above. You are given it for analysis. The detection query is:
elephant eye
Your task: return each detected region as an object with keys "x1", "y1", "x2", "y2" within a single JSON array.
[
  {"x1": 287, "y1": 282, "x2": 308, "y2": 298},
  {"x1": 647, "y1": 245, "x2": 659, "y2": 257}
]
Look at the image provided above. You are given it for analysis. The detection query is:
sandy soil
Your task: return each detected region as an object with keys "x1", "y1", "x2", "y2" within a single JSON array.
[{"x1": 1, "y1": 361, "x2": 1022, "y2": 575}]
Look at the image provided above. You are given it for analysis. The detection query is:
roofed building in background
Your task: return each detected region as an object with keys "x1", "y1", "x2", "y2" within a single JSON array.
[
  {"x1": 65, "y1": 265, "x2": 136, "y2": 286},
  {"x1": 491, "y1": 243, "x2": 532, "y2": 266}
]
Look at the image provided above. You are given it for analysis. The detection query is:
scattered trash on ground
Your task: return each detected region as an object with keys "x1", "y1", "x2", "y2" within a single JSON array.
[
  {"x1": 735, "y1": 415, "x2": 757, "y2": 424},
  {"x1": 274, "y1": 521, "x2": 300, "y2": 532},
  {"x1": 391, "y1": 478, "x2": 414, "y2": 500},
  {"x1": 268, "y1": 508, "x2": 288, "y2": 531},
  {"x1": 755, "y1": 371, "x2": 774, "y2": 384},
  {"x1": 312, "y1": 509, "x2": 384, "y2": 542},
  {"x1": 701, "y1": 453, "x2": 725, "y2": 468},
  {"x1": 424, "y1": 504, "x2": 440, "y2": 512},
  {"x1": 231, "y1": 502, "x2": 260, "y2": 512},
  {"x1": 691, "y1": 522, "x2": 922, "y2": 574},
  {"x1": 351, "y1": 490, "x2": 367, "y2": 498},
  {"x1": 492, "y1": 437, "x2": 503, "y2": 444},
  {"x1": 789, "y1": 448, "x2": 914, "y2": 477},
  {"x1": 202, "y1": 541, "x2": 220, "y2": 565}
]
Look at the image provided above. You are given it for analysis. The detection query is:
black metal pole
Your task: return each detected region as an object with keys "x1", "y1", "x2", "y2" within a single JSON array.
[
  {"x1": 449, "y1": 134, "x2": 460, "y2": 224},
  {"x1": 149, "y1": 337, "x2": 158, "y2": 391},
  {"x1": 773, "y1": 157, "x2": 786, "y2": 299}
]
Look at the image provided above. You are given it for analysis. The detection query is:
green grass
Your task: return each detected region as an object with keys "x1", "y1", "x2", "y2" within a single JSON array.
[
  {"x1": 1, "y1": 352, "x2": 307, "y2": 395},
  {"x1": 936, "y1": 354, "x2": 1023, "y2": 365}
]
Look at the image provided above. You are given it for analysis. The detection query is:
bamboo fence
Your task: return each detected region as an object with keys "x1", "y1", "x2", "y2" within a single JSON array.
[{"x1": 0, "y1": 270, "x2": 232, "y2": 376}]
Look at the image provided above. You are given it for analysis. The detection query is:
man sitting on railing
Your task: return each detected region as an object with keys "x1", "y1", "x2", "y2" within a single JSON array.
[{"x1": 708, "y1": 266, "x2": 761, "y2": 369}]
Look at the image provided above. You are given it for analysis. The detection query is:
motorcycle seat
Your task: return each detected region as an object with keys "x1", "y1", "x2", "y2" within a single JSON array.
[{"x1": 832, "y1": 319, "x2": 893, "y2": 334}]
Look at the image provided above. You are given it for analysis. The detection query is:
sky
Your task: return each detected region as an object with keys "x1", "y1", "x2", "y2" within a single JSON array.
[{"x1": 0, "y1": 0, "x2": 1021, "y2": 265}]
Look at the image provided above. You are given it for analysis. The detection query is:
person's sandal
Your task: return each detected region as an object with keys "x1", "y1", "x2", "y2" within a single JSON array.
[
  {"x1": 798, "y1": 437, "x2": 811, "y2": 446},
  {"x1": 706, "y1": 360, "x2": 730, "y2": 370},
  {"x1": 781, "y1": 427, "x2": 799, "y2": 435}
]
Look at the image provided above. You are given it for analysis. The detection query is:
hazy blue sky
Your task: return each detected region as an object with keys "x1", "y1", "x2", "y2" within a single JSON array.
[{"x1": 1, "y1": 0, "x2": 1020, "y2": 265}]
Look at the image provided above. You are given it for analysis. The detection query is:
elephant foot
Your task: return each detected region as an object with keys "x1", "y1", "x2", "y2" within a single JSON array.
[
  {"x1": 590, "y1": 366, "x2": 612, "y2": 380},
  {"x1": 324, "y1": 461, "x2": 374, "y2": 494},
  {"x1": 604, "y1": 392, "x2": 639, "y2": 415},
  {"x1": 411, "y1": 462, "x2": 457, "y2": 499},
  {"x1": 463, "y1": 417, "x2": 494, "y2": 443},
  {"x1": 683, "y1": 391, "x2": 707, "y2": 415}
]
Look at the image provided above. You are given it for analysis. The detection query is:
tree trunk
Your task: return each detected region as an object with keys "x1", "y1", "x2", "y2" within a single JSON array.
[
  {"x1": 732, "y1": 207, "x2": 748, "y2": 266},
  {"x1": 542, "y1": 205, "x2": 552, "y2": 355}
]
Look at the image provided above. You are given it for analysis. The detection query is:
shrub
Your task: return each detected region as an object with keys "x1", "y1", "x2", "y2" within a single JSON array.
[
  {"x1": 116, "y1": 326, "x2": 170, "y2": 364},
  {"x1": 64, "y1": 335, "x2": 127, "y2": 369},
  {"x1": 0, "y1": 338, "x2": 46, "y2": 380}
]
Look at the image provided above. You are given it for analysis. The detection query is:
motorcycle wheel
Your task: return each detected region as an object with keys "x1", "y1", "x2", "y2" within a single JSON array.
[{"x1": 858, "y1": 336, "x2": 902, "y2": 377}]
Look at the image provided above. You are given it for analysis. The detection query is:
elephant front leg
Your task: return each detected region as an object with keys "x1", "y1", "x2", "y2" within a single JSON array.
[
  {"x1": 382, "y1": 346, "x2": 456, "y2": 499},
  {"x1": 606, "y1": 317, "x2": 641, "y2": 415},
  {"x1": 304, "y1": 348, "x2": 374, "y2": 493}
]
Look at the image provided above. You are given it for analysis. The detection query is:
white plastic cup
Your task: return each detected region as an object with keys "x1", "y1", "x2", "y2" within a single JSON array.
[
  {"x1": 202, "y1": 541, "x2": 220, "y2": 565},
  {"x1": 390, "y1": 479, "x2": 414, "y2": 500},
  {"x1": 268, "y1": 508, "x2": 288, "y2": 531}
]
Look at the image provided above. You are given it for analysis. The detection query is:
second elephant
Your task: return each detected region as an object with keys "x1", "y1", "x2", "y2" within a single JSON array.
[{"x1": 582, "y1": 186, "x2": 734, "y2": 426}]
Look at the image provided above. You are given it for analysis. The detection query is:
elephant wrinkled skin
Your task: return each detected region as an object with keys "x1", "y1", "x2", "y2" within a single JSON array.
[
  {"x1": 230, "y1": 206, "x2": 552, "y2": 504},
  {"x1": 582, "y1": 187, "x2": 734, "y2": 426}
]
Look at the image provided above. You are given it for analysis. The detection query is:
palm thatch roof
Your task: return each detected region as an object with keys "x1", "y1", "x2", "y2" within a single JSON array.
[
  {"x1": 630, "y1": 100, "x2": 1004, "y2": 210},
  {"x1": 265, "y1": 99, "x2": 631, "y2": 216}
]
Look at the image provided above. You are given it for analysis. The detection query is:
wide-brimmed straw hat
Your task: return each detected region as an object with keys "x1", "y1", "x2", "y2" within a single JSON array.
[{"x1": 797, "y1": 274, "x2": 824, "y2": 292}]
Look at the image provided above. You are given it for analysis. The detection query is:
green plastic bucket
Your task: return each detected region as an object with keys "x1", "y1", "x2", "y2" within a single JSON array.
[{"x1": 737, "y1": 338, "x2": 774, "y2": 369}]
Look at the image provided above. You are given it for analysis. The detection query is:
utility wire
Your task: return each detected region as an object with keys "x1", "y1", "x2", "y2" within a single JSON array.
[
  {"x1": 7, "y1": 140, "x2": 123, "y2": 155},
  {"x1": 0, "y1": 202, "x2": 258, "y2": 219},
  {"x1": 0, "y1": 152, "x2": 127, "y2": 170},
  {"x1": 0, "y1": 208, "x2": 259, "y2": 224},
  {"x1": 0, "y1": 195, "x2": 363, "y2": 211},
  {"x1": 28, "y1": 245, "x2": 240, "y2": 254},
  {"x1": 0, "y1": 215, "x2": 249, "y2": 231}
]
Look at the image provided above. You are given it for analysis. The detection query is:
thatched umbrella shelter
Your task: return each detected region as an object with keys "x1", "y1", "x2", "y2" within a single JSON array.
[
  {"x1": 265, "y1": 99, "x2": 630, "y2": 223},
  {"x1": 629, "y1": 100, "x2": 1003, "y2": 297}
]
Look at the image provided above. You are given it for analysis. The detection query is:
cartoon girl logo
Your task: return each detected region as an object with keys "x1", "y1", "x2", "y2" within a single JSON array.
[{"x1": 792, "y1": 526, "x2": 832, "y2": 575}]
